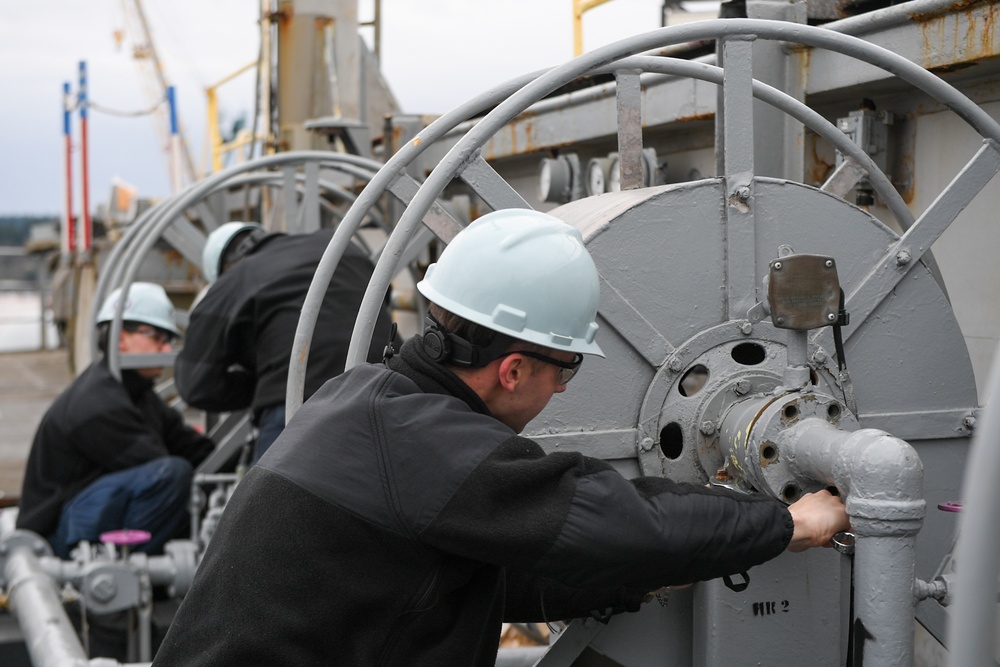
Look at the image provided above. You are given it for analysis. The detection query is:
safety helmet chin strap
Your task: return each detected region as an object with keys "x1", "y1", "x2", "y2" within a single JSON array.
[{"x1": 421, "y1": 312, "x2": 515, "y2": 368}]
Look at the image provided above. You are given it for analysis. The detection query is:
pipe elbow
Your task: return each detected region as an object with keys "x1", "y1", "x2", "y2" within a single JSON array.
[{"x1": 835, "y1": 428, "x2": 925, "y2": 530}]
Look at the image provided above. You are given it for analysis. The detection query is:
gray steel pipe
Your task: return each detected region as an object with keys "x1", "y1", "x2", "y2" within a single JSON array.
[
  {"x1": 37, "y1": 551, "x2": 193, "y2": 591},
  {"x1": 4, "y1": 542, "x2": 90, "y2": 667},
  {"x1": 948, "y1": 341, "x2": 1000, "y2": 666},
  {"x1": 776, "y1": 420, "x2": 925, "y2": 667}
]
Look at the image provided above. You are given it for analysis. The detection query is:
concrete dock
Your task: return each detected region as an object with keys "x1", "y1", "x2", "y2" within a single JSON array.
[{"x1": 0, "y1": 348, "x2": 70, "y2": 505}]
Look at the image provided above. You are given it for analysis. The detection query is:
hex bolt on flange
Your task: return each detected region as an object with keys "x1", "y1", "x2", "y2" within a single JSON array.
[{"x1": 89, "y1": 574, "x2": 117, "y2": 604}]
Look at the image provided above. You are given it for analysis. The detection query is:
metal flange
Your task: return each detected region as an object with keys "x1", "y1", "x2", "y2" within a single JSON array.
[{"x1": 718, "y1": 390, "x2": 858, "y2": 501}]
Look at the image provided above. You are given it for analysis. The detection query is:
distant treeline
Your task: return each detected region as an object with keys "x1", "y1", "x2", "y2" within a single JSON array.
[{"x1": 0, "y1": 216, "x2": 59, "y2": 247}]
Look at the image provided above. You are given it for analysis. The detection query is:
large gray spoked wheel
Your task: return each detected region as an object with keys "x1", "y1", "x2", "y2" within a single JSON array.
[{"x1": 333, "y1": 18, "x2": 1000, "y2": 667}]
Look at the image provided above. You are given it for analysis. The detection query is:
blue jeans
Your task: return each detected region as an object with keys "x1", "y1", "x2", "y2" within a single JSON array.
[
  {"x1": 254, "y1": 405, "x2": 286, "y2": 463},
  {"x1": 50, "y1": 456, "x2": 193, "y2": 558}
]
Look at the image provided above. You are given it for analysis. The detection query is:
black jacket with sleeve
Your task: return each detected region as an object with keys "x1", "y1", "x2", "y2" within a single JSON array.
[
  {"x1": 17, "y1": 361, "x2": 214, "y2": 537},
  {"x1": 152, "y1": 337, "x2": 791, "y2": 666},
  {"x1": 174, "y1": 228, "x2": 394, "y2": 415}
]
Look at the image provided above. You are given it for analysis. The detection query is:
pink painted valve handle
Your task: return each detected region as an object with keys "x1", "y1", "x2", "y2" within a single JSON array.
[
  {"x1": 100, "y1": 529, "x2": 152, "y2": 546},
  {"x1": 938, "y1": 501, "x2": 963, "y2": 513}
]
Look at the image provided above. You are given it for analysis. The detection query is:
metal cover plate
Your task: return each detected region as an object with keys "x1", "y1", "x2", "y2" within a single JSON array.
[{"x1": 767, "y1": 254, "x2": 840, "y2": 330}]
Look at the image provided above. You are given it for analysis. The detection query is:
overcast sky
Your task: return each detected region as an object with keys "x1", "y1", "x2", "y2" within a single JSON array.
[{"x1": 0, "y1": 0, "x2": 697, "y2": 216}]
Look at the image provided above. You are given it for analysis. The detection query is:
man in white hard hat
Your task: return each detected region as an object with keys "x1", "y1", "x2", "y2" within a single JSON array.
[
  {"x1": 153, "y1": 210, "x2": 848, "y2": 666},
  {"x1": 17, "y1": 282, "x2": 214, "y2": 558},
  {"x1": 174, "y1": 222, "x2": 395, "y2": 461}
]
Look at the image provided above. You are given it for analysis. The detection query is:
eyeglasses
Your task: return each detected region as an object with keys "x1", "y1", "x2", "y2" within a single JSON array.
[
  {"x1": 127, "y1": 325, "x2": 176, "y2": 346},
  {"x1": 498, "y1": 350, "x2": 584, "y2": 385}
]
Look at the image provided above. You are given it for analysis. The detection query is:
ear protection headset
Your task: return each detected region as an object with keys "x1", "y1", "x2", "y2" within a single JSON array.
[{"x1": 421, "y1": 313, "x2": 513, "y2": 368}]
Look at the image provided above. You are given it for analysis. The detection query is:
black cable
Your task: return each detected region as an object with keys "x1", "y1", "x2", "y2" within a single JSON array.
[{"x1": 833, "y1": 288, "x2": 849, "y2": 372}]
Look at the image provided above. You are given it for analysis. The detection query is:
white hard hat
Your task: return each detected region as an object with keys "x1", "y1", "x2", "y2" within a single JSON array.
[
  {"x1": 202, "y1": 221, "x2": 264, "y2": 284},
  {"x1": 417, "y1": 208, "x2": 604, "y2": 357},
  {"x1": 96, "y1": 282, "x2": 180, "y2": 336}
]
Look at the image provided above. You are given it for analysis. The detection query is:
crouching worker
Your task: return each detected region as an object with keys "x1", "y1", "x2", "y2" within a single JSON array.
[
  {"x1": 17, "y1": 282, "x2": 214, "y2": 558},
  {"x1": 152, "y1": 210, "x2": 848, "y2": 666}
]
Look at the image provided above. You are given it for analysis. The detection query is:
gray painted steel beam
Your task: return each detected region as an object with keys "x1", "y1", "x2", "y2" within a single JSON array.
[
  {"x1": 452, "y1": 6, "x2": 1000, "y2": 164},
  {"x1": 814, "y1": 2, "x2": 1000, "y2": 95},
  {"x1": 615, "y1": 68, "x2": 644, "y2": 191}
]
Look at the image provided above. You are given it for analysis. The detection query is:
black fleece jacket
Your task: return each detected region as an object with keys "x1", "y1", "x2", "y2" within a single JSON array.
[
  {"x1": 174, "y1": 228, "x2": 394, "y2": 415},
  {"x1": 17, "y1": 361, "x2": 214, "y2": 537},
  {"x1": 152, "y1": 338, "x2": 792, "y2": 666}
]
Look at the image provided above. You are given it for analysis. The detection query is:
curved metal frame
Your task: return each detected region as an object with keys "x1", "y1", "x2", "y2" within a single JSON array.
[
  {"x1": 96, "y1": 151, "x2": 388, "y2": 378},
  {"x1": 289, "y1": 55, "x2": 894, "y2": 414},
  {"x1": 289, "y1": 19, "x2": 1000, "y2": 422},
  {"x1": 94, "y1": 168, "x2": 385, "y2": 359}
]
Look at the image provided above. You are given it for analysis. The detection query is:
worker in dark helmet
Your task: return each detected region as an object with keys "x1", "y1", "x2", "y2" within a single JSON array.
[
  {"x1": 17, "y1": 282, "x2": 214, "y2": 558},
  {"x1": 153, "y1": 209, "x2": 848, "y2": 666},
  {"x1": 174, "y1": 221, "x2": 395, "y2": 461}
]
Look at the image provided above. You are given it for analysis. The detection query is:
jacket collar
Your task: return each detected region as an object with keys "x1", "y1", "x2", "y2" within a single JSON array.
[
  {"x1": 99, "y1": 359, "x2": 154, "y2": 400},
  {"x1": 387, "y1": 336, "x2": 492, "y2": 417}
]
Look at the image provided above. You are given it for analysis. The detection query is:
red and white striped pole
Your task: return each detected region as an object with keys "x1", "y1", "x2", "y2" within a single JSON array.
[
  {"x1": 62, "y1": 81, "x2": 75, "y2": 258},
  {"x1": 78, "y1": 61, "x2": 92, "y2": 253}
]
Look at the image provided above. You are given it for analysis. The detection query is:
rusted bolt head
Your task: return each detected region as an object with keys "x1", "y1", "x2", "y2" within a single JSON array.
[
  {"x1": 736, "y1": 186, "x2": 751, "y2": 201},
  {"x1": 734, "y1": 380, "x2": 751, "y2": 396},
  {"x1": 896, "y1": 251, "x2": 911, "y2": 266},
  {"x1": 700, "y1": 421, "x2": 716, "y2": 436},
  {"x1": 739, "y1": 321, "x2": 753, "y2": 335}
]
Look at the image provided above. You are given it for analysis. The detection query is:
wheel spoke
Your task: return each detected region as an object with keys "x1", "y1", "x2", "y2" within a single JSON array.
[
  {"x1": 532, "y1": 428, "x2": 640, "y2": 460},
  {"x1": 162, "y1": 214, "x2": 207, "y2": 269},
  {"x1": 386, "y1": 172, "x2": 465, "y2": 243},
  {"x1": 302, "y1": 161, "x2": 321, "y2": 233},
  {"x1": 720, "y1": 37, "x2": 758, "y2": 320},
  {"x1": 456, "y1": 153, "x2": 529, "y2": 211},
  {"x1": 615, "y1": 68, "x2": 644, "y2": 191},
  {"x1": 598, "y1": 275, "x2": 674, "y2": 368},
  {"x1": 281, "y1": 165, "x2": 297, "y2": 232},
  {"x1": 813, "y1": 140, "x2": 1000, "y2": 352}
]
